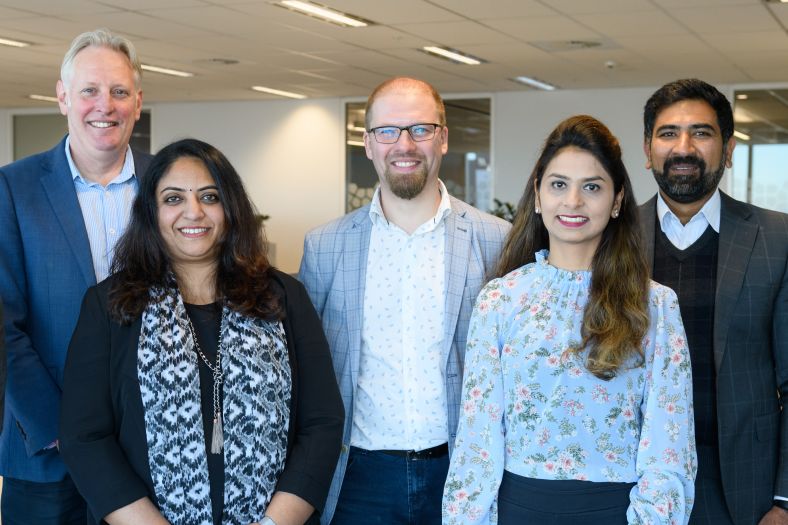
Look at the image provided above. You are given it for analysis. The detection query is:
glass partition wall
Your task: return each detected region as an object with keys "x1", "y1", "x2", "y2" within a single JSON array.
[{"x1": 730, "y1": 88, "x2": 788, "y2": 213}]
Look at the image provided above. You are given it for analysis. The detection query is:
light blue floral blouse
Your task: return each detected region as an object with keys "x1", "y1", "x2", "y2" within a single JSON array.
[{"x1": 443, "y1": 251, "x2": 696, "y2": 525}]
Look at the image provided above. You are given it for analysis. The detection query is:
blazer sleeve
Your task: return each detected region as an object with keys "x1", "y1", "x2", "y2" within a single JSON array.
[
  {"x1": 0, "y1": 167, "x2": 62, "y2": 454},
  {"x1": 59, "y1": 285, "x2": 150, "y2": 521},
  {"x1": 275, "y1": 274, "x2": 344, "y2": 513}
]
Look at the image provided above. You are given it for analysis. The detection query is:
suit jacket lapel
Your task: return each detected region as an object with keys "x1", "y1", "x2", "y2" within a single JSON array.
[
  {"x1": 639, "y1": 196, "x2": 658, "y2": 275},
  {"x1": 713, "y1": 192, "x2": 757, "y2": 373},
  {"x1": 41, "y1": 138, "x2": 95, "y2": 287},
  {"x1": 344, "y1": 211, "x2": 372, "y2": 387},
  {"x1": 443, "y1": 202, "x2": 471, "y2": 365}
]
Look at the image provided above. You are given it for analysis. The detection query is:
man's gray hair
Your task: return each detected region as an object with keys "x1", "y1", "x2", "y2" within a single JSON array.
[{"x1": 60, "y1": 28, "x2": 142, "y2": 89}]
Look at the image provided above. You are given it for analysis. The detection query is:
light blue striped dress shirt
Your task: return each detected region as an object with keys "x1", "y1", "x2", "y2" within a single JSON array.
[{"x1": 65, "y1": 137, "x2": 138, "y2": 282}]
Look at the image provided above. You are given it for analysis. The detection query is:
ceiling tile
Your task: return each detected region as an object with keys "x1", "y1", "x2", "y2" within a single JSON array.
[
  {"x1": 392, "y1": 21, "x2": 518, "y2": 47},
  {"x1": 484, "y1": 16, "x2": 601, "y2": 41},
  {"x1": 670, "y1": 4, "x2": 781, "y2": 33},
  {"x1": 575, "y1": 10, "x2": 689, "y2": 37}
]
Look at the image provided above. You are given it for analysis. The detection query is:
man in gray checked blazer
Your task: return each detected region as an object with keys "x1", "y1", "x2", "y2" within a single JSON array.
[
  {"x1": 299, "y1": 77, "x2": 509, "y2": 525},
  {"x1": 639, "y1": 79, "x2": 787, "y2": 525}
]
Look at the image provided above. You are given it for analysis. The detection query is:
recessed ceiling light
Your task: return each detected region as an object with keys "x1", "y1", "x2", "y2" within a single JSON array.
[
  {"x1": 141, "y1": 64, "x2": 194, "y2": 77},
  {"x1": 28, "y1": 94, "x2": 59, "y2": 103},
  {"x1": 251, "y1": 86, "x2": 307, "y2": 99},
  {"x1": 0, "y1": 37, "x2": 30, "y2": 48},
  {"x1": 736, "y1": 93, "x2": 748, "y2": 100},
  {"x1": 733, "y1": 130, "x2": 750, "y2": 141},
  {"x1": 422, "y1": 46, "x2": 484, "y2": 65},
  {"x1": 511, "y1": 76, "x2": 558, "y2": 91},
  {"x1": 277, "y1": 1, "x2": 371, "y2": 27}
]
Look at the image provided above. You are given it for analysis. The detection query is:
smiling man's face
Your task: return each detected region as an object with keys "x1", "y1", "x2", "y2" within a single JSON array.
[
  {"x1": 644, "y1": 99, "x2": 734, "y2": 204},
  {"x1": 57, "y1": 45, "x2": 142, "y2": 164},
  {"x1": 364, "y1": 85, "x2": 448, "y2": 201}
]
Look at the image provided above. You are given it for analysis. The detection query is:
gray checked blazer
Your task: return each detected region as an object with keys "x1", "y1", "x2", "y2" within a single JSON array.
[
  {"x1": 299, "y1": 196, "x2": 510, "y2": 524},
  {"x1": 640, "y1": 191, "x2": 788, "y2": 525}
]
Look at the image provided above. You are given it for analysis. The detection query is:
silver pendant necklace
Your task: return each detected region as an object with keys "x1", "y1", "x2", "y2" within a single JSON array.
[{"x1": 185, "y1": 305, "x2": 225, "y2": 454}]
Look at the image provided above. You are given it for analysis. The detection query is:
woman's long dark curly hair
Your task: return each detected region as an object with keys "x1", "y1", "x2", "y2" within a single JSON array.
[
  {"x1": 108, "y1": 138, "x2": 282, "y2": 323},
  {"x1": 494, "y1": 115, "x2": 650, "y2": 379}
]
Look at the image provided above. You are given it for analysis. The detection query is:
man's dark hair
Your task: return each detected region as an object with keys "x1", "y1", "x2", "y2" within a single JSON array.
[{"x1": 643, "y1": 79, "x2": 734, "y2": 144}]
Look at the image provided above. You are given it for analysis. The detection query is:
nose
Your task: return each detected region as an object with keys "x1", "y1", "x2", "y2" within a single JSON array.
[
  {"x1": 183, "y1": 194, "x2": 205, "y2": 219},
  {"x1": 674, "y1": 131, "x2": 694, "y2": 155},
  {"x1": 565, "y1": 186, "x2": 583, "y2": 208},
  {"x1": 94, "y1": 89, "x2": 114, "y2": 113},
  {"x1": 393, "y1": 128, "x2": 418, "y2": 151}
]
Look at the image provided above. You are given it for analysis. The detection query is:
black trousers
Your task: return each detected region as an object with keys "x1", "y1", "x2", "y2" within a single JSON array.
[
  {"x1": 498, "y1": 471, "x2": 635, "y2": 525},
  {"x1": 1, "y1": 475, "x2": 86, "y2": 525}
]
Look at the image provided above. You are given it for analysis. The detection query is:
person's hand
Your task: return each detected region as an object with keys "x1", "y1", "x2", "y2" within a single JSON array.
[{"x1": 759, "y1": 506, "x2": 788, "y2": 525}]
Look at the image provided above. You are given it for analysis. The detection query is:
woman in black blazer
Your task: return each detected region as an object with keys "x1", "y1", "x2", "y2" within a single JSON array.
[{"x1": 60, "y1": 139, "x2": 343, "y2": 525}]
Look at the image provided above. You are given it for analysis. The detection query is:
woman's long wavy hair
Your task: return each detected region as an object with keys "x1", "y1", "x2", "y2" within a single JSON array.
[
  {"x1": 495, "y1": 115, "x2": 650, "y2": 379},
  {"x1": 108, "y1": 138, "x2": 282, "y2": 323}
]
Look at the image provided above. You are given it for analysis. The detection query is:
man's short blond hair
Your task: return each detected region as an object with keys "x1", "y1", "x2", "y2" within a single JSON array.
[
  {"x1": 364, "y1": 77, "x2": 446, "y2": 130},
  {"x1": 60, "y1": 28, "x2": 142, "y2": 89}
]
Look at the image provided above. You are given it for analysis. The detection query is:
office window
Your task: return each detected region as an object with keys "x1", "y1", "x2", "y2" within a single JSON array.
[{"x1": 730, "y1": 89, "x2": 787, "y2": 213}]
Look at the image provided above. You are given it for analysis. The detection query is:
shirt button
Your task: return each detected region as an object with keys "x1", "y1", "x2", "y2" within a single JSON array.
[{"x1": 109, "y1": 228, "x2": 116, "y2": 235}]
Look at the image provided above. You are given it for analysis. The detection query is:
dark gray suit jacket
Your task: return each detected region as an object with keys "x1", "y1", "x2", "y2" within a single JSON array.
[{"x1": 640, "y1": 192, "x2": 787, "y2": 524}]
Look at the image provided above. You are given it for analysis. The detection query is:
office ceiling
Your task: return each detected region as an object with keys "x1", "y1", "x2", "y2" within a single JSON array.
[{"x1": 0, "y1": 0, "x2": 787, "y2": 108}]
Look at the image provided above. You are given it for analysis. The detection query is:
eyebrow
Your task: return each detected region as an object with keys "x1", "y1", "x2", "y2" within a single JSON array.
[
  {"x1": 545, "y1": 173, "x2": 606, "y2": 183},
  {"x1": 159, "y1": 185, "x2": 218, "y2": 194},
  {"x1": 655, "y1": 123, "x2": 716, "y2": 133}
]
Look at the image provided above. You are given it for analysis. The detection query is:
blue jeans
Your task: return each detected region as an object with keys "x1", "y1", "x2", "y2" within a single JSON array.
[
  {"x1": 1, "y1": 475, "x2": 86, "y2": 525},
  {"x1": 330, "y1": 446, "x2": 449, "y2": 525}
]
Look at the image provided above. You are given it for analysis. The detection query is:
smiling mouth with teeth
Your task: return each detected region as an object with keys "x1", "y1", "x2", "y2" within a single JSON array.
[
  {"x1": 89, "y1": 121, "x2": 117, "y2": 128},
  {"x1": 392, "y1": 160, "x2": 418, "y2": 168},
  {"x1": 558, "y1": 216, "x2": 588, "y2": 223},
  {"x1": 180, "y1": 227, "x2": 209, "y2": 234}
]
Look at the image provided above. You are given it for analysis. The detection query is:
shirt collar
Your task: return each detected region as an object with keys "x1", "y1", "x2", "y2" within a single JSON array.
[
  {"x1": 656, "y1": 188, "x2": 721, "y2": 232},
  {"x1": 65, "y1": 135, "x2": 136, "y2": 186},
  {"x1": 369, "y1": 179, "x2": 452, "y2": 231}
]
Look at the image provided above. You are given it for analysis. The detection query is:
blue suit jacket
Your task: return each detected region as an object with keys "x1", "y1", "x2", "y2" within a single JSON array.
[
  {"x1": 298, "y1": 196, "x2": 510, "y2": 524},
  {"x1": 640, "y1": 192, "x2": 788, "y2": 524},
  {"x1": 0, "y1": 136, "x2": 152, "y2": 481}
]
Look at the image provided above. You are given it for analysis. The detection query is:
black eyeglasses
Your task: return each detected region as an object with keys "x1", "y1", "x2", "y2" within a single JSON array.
[{"x1": 368, "y1": 123, "x2": 443, "y2": 144}]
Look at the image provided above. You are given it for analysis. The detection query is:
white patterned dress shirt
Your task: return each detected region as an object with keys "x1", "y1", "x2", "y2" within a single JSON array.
[{"x1": 351, "y1": 181, "x2": 452, "y2": 451}]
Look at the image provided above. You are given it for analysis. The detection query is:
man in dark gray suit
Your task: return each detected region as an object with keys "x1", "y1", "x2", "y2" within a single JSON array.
[{"x1": 639, "y1": 78, "x2": 787, "y2": 525}]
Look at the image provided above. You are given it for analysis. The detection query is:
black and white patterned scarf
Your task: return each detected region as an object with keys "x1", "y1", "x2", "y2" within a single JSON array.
[{"x1": 137, "y1": 281, "x2": 291, "y2": 525}]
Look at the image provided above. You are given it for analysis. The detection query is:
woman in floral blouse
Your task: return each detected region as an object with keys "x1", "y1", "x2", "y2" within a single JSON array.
[{"x1": 442, "y1": 115, "x2": 696, "y2": 524}]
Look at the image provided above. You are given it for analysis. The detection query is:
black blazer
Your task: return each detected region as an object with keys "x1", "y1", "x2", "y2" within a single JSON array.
[
  {"x1": 59, "y1": 270, "x2": 344, "y2": 524},
  {"x1": 640, "y1": 192, "x2": 788, "y2": 524}
]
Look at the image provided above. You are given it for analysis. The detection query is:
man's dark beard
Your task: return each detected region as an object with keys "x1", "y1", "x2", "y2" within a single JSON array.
[{"x1": 653, "y1": 154, "x2": 725, "y2": 204}]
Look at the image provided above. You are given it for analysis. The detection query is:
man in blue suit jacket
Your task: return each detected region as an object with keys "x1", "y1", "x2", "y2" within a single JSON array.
[
  {"x1": 299, "y1": 77, "x2": 510, "y2": 525},
  {"x1": 0, "y1": 29, "x2": 150, "y2": 524}
]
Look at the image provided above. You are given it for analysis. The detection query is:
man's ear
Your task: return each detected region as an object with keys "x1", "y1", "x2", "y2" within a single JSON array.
[
  {"x1": 643, "y1": 139, "x2": 652, "y2": 170},
  {"x1": 56, "y1": 80, "x2": 69, "y2": 117},
  {"x1": 724, "y1": 136, "x2": 736, "y2": 168}
]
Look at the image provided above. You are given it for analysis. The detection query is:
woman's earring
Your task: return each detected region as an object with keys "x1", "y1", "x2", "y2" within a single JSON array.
[
  {"x1": 612, "y1": 209, "x2": 619, "y2": 218},
  {"x1": 535, "y1": 206, "x2": 541, "y2": 214}
]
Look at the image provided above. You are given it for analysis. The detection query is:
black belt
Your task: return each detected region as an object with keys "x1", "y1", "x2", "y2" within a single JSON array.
[{"x1": 378, "y1": 443, "x2": 448, "y2": 460}]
